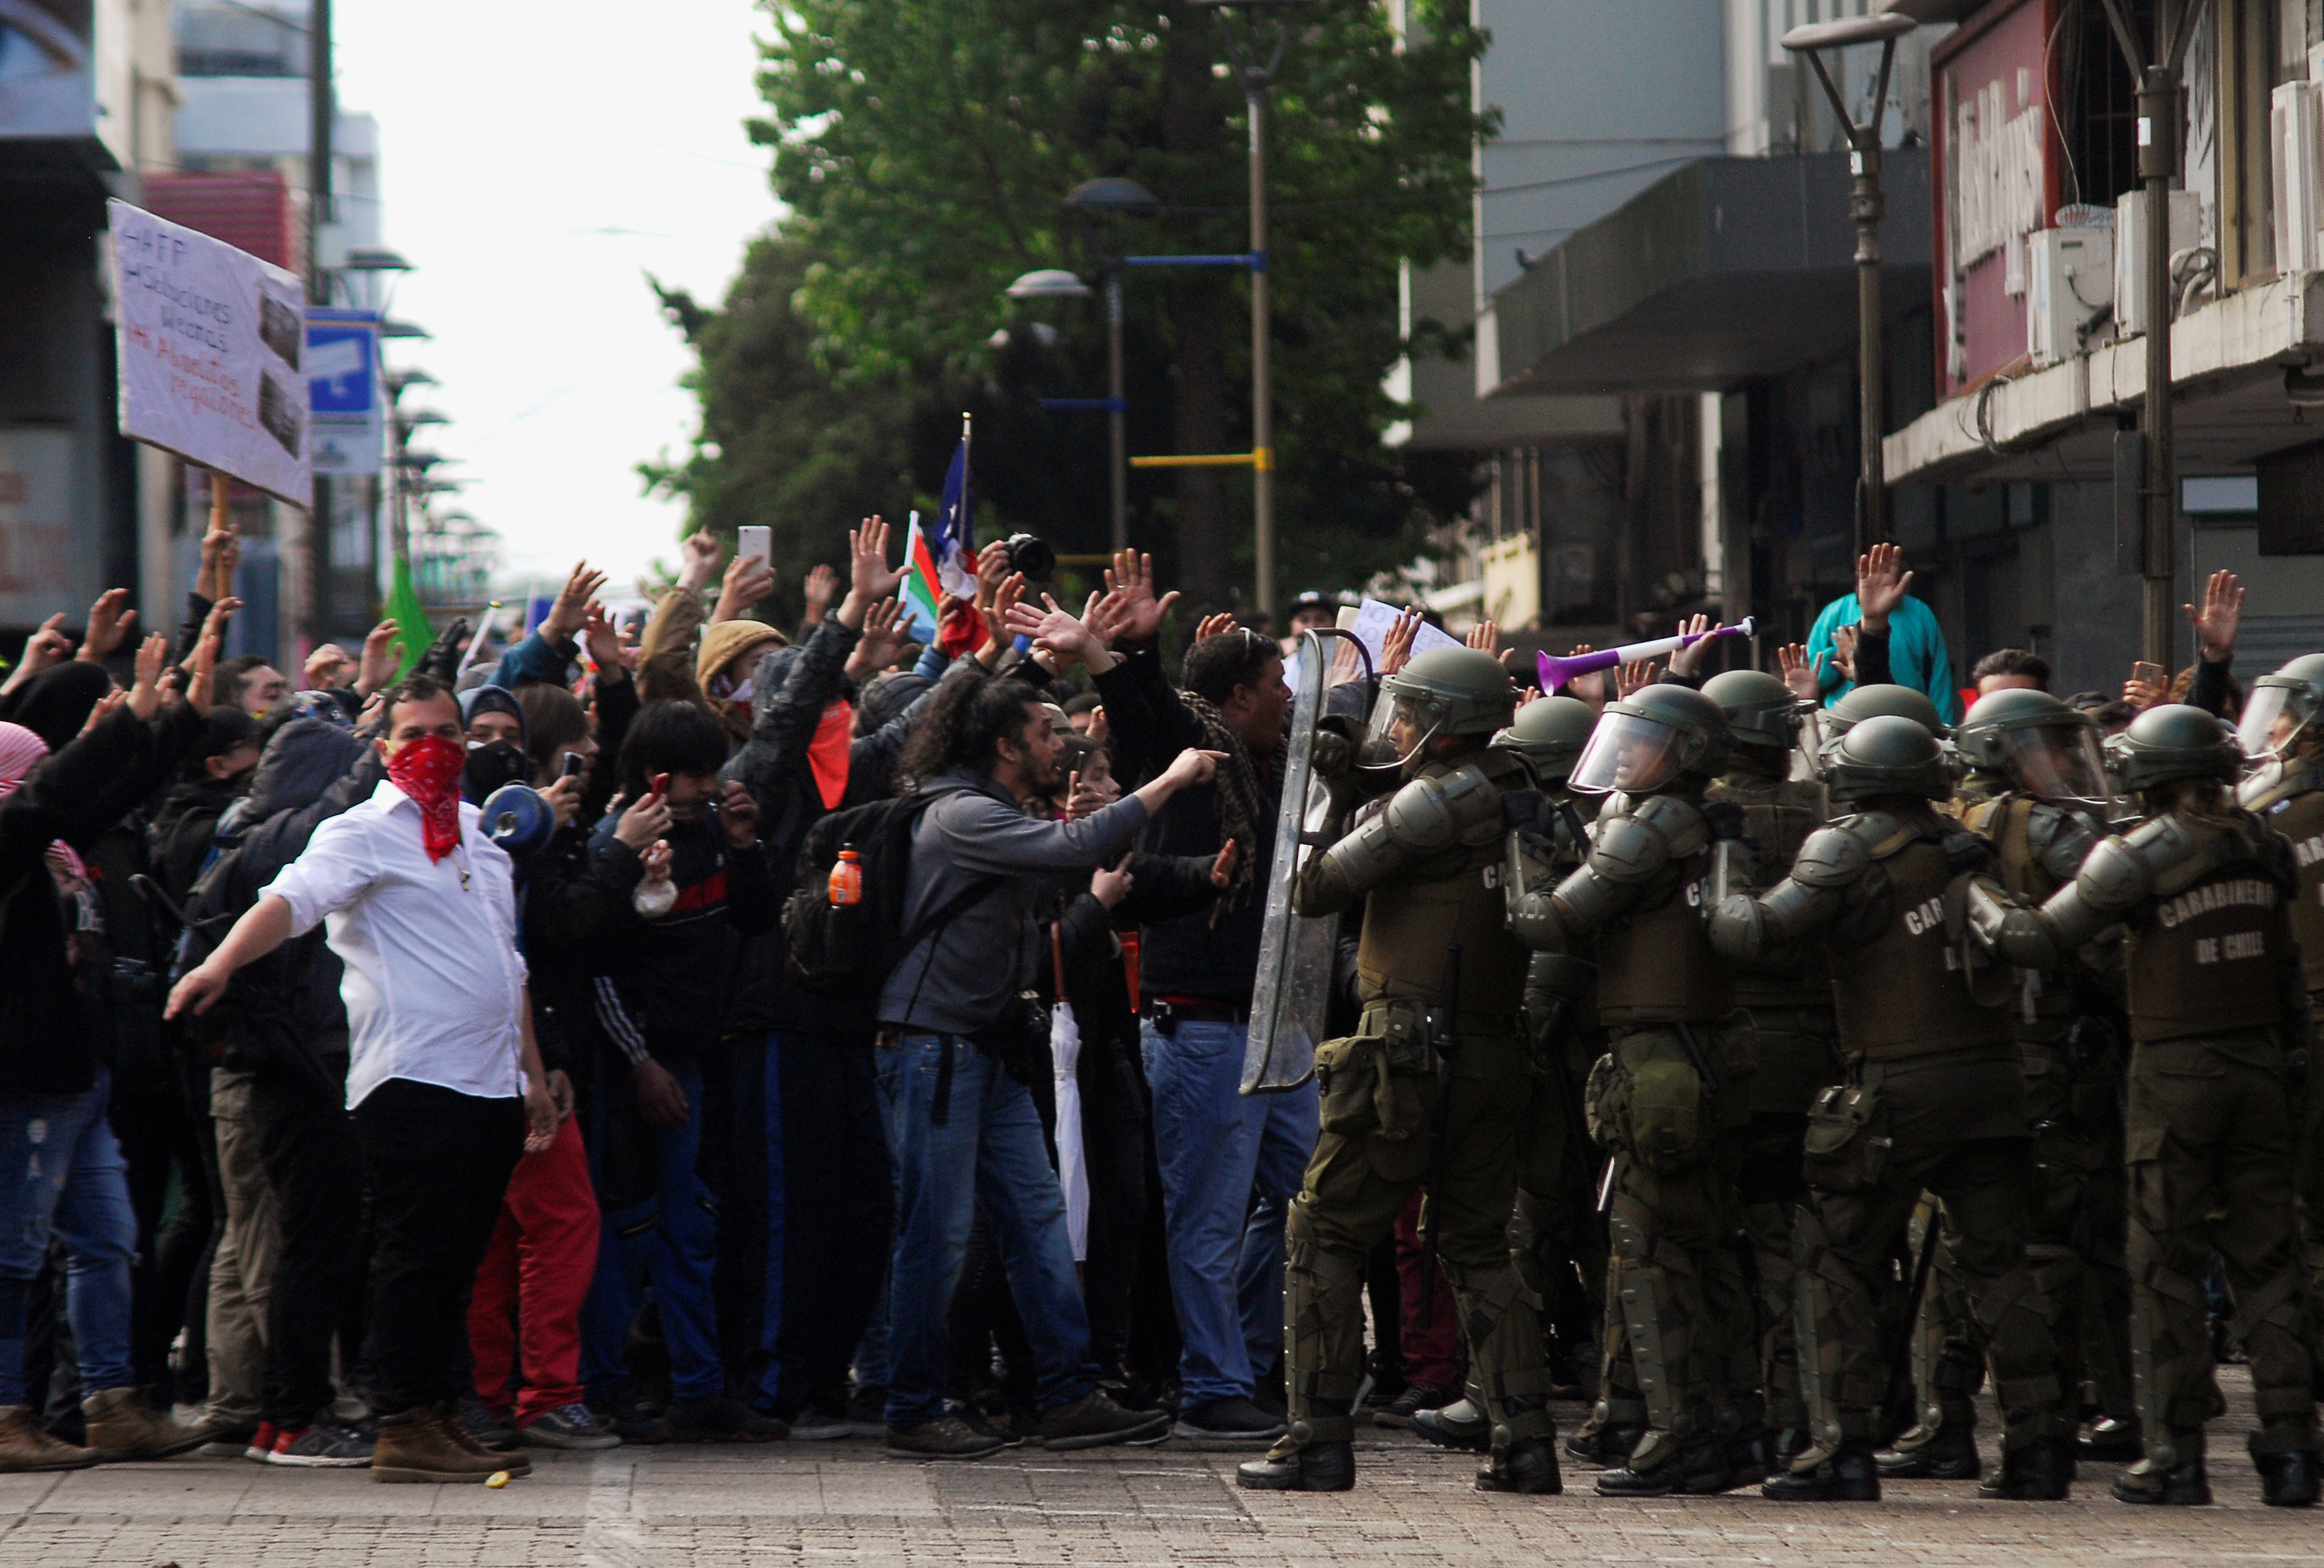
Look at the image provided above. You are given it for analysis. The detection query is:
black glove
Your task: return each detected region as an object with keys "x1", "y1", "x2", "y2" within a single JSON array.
[
  {"x1": 1701, "y1": 800, "x2": 1754, "y2": 847},
  {"x1": 413, "y1": 616, "x2": 472, "y2": 685}
]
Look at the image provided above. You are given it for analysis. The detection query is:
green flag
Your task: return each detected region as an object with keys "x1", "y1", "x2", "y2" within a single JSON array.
[{"x1": 387, "y1": 553, "x2": 433, "y2": 679}]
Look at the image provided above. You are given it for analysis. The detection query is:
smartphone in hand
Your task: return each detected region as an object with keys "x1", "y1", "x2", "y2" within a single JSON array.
[
  {"x1": 737, "y1": 526, "x2": 771, "y2": 578},
  {"x1": 2131, "y1": 660, "x2": 2168, "y2": 691}
]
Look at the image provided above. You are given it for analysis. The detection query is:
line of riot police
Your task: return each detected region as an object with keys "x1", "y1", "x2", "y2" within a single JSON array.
[{"x1": 1235, "y1": 632, "x2": 2324, "y2": 1511}]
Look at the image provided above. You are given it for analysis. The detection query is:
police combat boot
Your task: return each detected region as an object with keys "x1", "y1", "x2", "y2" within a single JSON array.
[
  {"x1": 2079, "y1": 1416, "x2": 2142, "y2": 1462},
  {"x1": 1411, "y1": 1399, "x2": 1490, "y2": 1453},
  {"x1": 1596, "y1": 1433, "x2": 1730, "y2": 1497},
  {"x1": 1762, "y1": 1441, "x2": 1881, "y2": 1502},
  {"x1": 2112, "y1": 1430, "x2": 2209, "y2": 1506},
  {"x1": 1479, "y1": 1438, "x2": 1563, "y2": 1494},
  {"x1": 1877, "y1": 1420, "x2": 1980, "y2": 1480},
  {"x1": 2252, "y1": 1424, "x2": 2321, "y2": 1507},
  {"x1": 1235, "y1": 1403, "x2": 1354, "y2": 1493},
  {"x1": 1565, "y1": 1420, "x2": 1642, "y2": 1468},
  {"x1": 1978, "y1": 1436, "x2": 2070, "y2": 1500}
]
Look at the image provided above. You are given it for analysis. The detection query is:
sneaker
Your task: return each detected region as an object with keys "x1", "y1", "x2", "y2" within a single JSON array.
[
  {"x1": 242, "y1": 1421, "x2": 280, "y2": 1463},
  {"x1": 589, "y1": 1390, "x2": 672, "y2": 1444},
  {"x1": 842, "y1": 1385, "x2": 889, "y2": 1439},
  {"x1": 1173, "y1": 1396, "x2": 1287, "y2": 1449},
  {"x1": 267, "y1": 1420, "x2": 376, "y2": 1468},
  {"x1": 1038, "y1": 1388, "x2": 1171, "y2": 1452},
  {"x1": 668, "y1": 1394, "x2": 786, "y2": 1443},
  {"x1": 458, "y1": 1394, "x2": 518, "y2": 1452},
  {"x1": 517, "y1": 1403, "x2": 622, "y2": 1452},
  {"x1": 886, "y1": 1414, "x2": 1005, "y2": 1461},
  {"x1": 0, "y1": 1404, "x2": 98, "y2": 1473},
  {"x1": 1371, "y1": 1383, "x2": 1455, "y2": 1430},
  {"x1": 784, "y1": 1404, "x2": 853, "y2": 1442}
]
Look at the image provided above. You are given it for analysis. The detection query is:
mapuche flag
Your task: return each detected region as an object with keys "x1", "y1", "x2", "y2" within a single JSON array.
[{"x1": 901, "y1": 421, "x2": 976, "y2": 648}]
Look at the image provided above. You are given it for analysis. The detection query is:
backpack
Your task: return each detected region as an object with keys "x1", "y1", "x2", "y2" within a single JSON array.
[{"x1": 782, "y1": 786, "x2": 998, "y2": 997}]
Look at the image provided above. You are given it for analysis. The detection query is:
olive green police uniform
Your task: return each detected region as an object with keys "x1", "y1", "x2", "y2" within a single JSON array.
[
  {"x1": 1714, "y1": 716, "x2": 2072, "y2": 1503},
  {"x1": 1240, "y1": 647, "x2": 1558, "y2": 1496},
  {"x1": 2242, "y1": 757, "x2": 2324, "y2": 1332},
  {"x1": 1975, "y1": 703, "x2": 2321, "y2": 1506},
  {"x1": 1509, "y1": 684, "x2": 1757, "y2": 1496}
]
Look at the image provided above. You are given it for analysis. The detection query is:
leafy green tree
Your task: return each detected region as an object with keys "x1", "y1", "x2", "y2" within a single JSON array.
[{"x1": 651, "y1": 1, "x2": 1491, "y2": 614}]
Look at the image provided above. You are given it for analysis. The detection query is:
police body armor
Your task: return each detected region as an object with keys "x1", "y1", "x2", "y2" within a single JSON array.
[
  {"x1": 1588, "y1": 792, "x2": 1735, "y2": 1027},
  {"x1": 2241, "y1": 755, "x2": 2324, "y2": 1003},
  {"x1": 2120, "y1": 815, "x2": 2297, "y2": 1044},
  {"x1": 1708, "y1": 772, "x2": 1833, "y2": 1113}
]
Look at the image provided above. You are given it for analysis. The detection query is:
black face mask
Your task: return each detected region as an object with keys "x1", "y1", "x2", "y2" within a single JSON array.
[{"x1": 463, "y1": 739, "x2": 527, "y2": 805}]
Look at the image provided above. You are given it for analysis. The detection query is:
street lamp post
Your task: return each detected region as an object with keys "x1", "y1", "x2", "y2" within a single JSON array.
[
  {"x1": 1783, "y1": 12, "x2": 1916, "y2": 555},
  {"x1": 1192, "y1": 0, "x2": 1311, "y2": 620},
  {"x1": 2093, "y1": 0, "x2": 2212, "y2": 668}
]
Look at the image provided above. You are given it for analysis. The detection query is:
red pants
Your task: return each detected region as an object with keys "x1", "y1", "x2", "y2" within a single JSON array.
[
  {"x1": 469, "y1": 1115, "x2": 598, "y2": 1426},
  {"x1": 1395, "y1": 1193, "x2": 1462, "y2": 1392}
]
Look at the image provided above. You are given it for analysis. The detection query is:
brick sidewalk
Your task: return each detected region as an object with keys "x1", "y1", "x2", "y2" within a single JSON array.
[{"x1": 0, "y1": 1374, "x2": 2309, "y2": 1566}]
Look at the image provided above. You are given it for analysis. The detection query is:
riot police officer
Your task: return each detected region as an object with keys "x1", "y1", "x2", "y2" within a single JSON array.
[
  {"x1": 2236, "y1": 654, "x2": 2324, "y2": 1346},
  {"x1": 1825, "y1": 682, "x2": 1948, "y2": 738},
  {"x1": 1507, "y1": 683, "x2": 1757, "y2": 1497},
  {"x1": 1239, "y1": 647, "x2": 1559, "y2": 1494},
  {"x1": 1701, "y1": 669, "x2": 1838, "y2": 1469},
  {"x1": 1946, "y1": 689, "x2": 2137, "y2": 1470},
  {"x1": 1412, "y1": 694, "x2": 1604, "y2": 1455},
  {"x1": 1709, "y1": 716, "x2": 2071, "y2": 1502},
  {"x1": 1971, "y1": 705, "x2": 2321, "y2": 1507}
]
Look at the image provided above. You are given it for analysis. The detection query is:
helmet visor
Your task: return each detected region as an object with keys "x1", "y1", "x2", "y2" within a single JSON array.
[
  {"x1": 1365, "y1": 684, "x2": 1454, "y2": 771},
  {"x1": 2236, "y1": 683, "x2": 2314, "y2": 759},
  {"x1": 1568, "y1": 712, "x2": 1682, "y2": 795},
  {"x1": 1997, "y1": 722, "x2": 2112, "y2": 804}
]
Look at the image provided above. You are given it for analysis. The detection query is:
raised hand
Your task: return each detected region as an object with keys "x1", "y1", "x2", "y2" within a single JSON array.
[
  {"x1": 1776, "y1": 642, "x2": 1820, "y2": 702},
  {"x1": 354, "y1": 618, "x2": 402, "y2": 697},
  {"x1": 304, "y1": 643, "x2": 353, "y2": 689},
  {"x1": 547, "y1": 560, "x2": 608, "y2": 641},
  {"x1": 1378, "y1": 606, "x2": 1424, "y2": 677},
  {"x1": 540, "y1": 774, "x2": 583, "y2": 831},
  {"x1": 81, "y1": 688, "x2": 128, "y2": 734},
  {"x1": 1615, "y1": 658, "x2": 1656, "y2": 699},
  {"x1": 198, "y1": 511, "x2": 239, "y2": 601},
  {"x1": 802, "y1": 563, "x2": 839, "y2": 622},
  {"x1": 979, "y1": 573, "x2": 1028, "y2": 666},
  {"x1": 182, "y1": 597, "x2": 238, "y2": 709},
  {"x1": 1665, "y1": 614, "x2": 1719, "y2": 678},
  {"x1": 677, "y1": 530, "x2": 722, "y2": 593},
  {"x1": 1466, "y1": 619, "x2": 1499, "y2": 655},
  {"x1": 1854, "y1": 541, "x2": 1913, "y2": 633},
  {"x1": 2185, "y1": 569, "x2": 2244, "y2": 660},
  {"x1": 846, "y1": 597, "x2": 907, "y2": 679},
  {"x1": 713, "y1": 548, "x2": 775, "y2": 627},
  {"x1": 1194, "y1": 612, "x2": 1238, "y2": 644},
  {"x1": 1563, "y1": 644, "x2": 1606, "y2": 707},
  {"x1": 1100, "y1": 550, "x2": 1180, "y2": 645},
  {"x1": 1008, "y1": 593, "x2": 1114, "y2": 673},
  {"x1": 613, "y1": 788, "x2": 673, "y2": 851},
  {"x1": 582, "y1": 601, "x2": 626, "y2": 679},
  {"x1": 1831, "y1": 624, "x2": 1859, "y2": 683},
  {"x1": 3, "y1": 613, "x2": 71, "y2": 695},
  {"x1": 77, "y1": 588, "x2": 137, "y2": 664},
  {"x1": 126, "y1": 633, "x2": 169, "y2": 720},
  {"x1": 974, "y1": 541, "x2": 1012, "y2": 612}
]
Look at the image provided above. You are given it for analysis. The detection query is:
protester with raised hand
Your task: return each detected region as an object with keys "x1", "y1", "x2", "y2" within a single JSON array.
[{"x1": 491, "y1": 560, "x2": 608, "y2": 692}]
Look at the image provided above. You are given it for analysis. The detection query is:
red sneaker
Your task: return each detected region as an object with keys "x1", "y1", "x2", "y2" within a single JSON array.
[{"x1": 243, "y1": 1420, "x2": 279, "y2": 1463}]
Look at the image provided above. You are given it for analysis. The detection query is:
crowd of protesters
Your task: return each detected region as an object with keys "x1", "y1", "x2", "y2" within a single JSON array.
[{"x1": 0, "y1": 507, "x2": 2308, "y2": 1502}]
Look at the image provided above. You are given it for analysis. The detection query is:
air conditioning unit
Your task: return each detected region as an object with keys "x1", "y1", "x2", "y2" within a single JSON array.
[
  {"x1": 2275, "y1": 79, "x2": 2324, "y2": 275},
  {"x1": 2114, "y1": 189, "x2": 2204, "y2": 338},
  {"x1": 2027, "y1": 226, "x2": 2114, "y2": 366}
]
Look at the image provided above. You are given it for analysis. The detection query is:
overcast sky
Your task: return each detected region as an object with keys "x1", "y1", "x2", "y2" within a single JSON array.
[{"x1": 333, "y1": 0, "x2": 779, "y2": 598}]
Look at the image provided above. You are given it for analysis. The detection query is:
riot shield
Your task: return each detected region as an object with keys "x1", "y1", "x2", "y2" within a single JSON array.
[{"x1": 1242, "y1": 629, "x2": 1374, "y2": 1094}]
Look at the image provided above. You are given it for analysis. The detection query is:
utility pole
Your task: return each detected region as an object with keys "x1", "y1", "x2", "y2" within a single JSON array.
[
  {"x1": 2097, "y1": 0, "x2": 2208, "y2": 668},
  {"x1": 1246, "y1": 70, "x2": 1274, "y2": 620},
  {"x1": 1783, "y1": 12, "x2": 1915, "y2": 555},
  {"x1": 299, "y1": 0, "x2": 335, "y2": 663},
  {"x1": 1107, "y1": 268, "x2": 1128, "y2": 550}
]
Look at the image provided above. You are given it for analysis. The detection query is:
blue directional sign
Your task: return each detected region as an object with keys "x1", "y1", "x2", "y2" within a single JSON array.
[{"x1": 307, "y1": 308, "x2": 381, "y2": 473}]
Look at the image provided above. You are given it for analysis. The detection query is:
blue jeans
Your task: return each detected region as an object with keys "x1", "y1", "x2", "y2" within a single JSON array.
[
  {"x1": 581, "y1": 1058, "x2": 724, "y2": 1403},
  {"x1": 875, "y1": 1034, "x2": 1097, "y2": 1427},
  {"x1": 1141, "y1": 1018, "x2": 1317, "y2": 1406},
  {"x1": 0, "y1": 1069, "x2": 137, "y2": 1405}
]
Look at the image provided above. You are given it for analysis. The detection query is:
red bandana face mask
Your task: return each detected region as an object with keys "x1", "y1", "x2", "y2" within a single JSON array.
[
  {"x1": 810, "y1": 699, "x2": 854, "y2": 811},
  {"x1": 387, "y1": 733, "x2": 467, "y2": 861}
]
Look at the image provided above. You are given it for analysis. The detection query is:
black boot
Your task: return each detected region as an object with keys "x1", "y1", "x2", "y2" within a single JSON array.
[
  {"x1": 2079, "y1": 1417, "x2": 2142, "y2": 1462},
  {"x1": 1478, "y1": 1436, "x2": 1563, "y2": 1494},
  {"x1": 2252, "y1": 1426, "x2": 2321, "y2": 1508},
  {"x1": 1411, "y1": 1400, "x2": 1491, "y2": 1453},
  {"x1": 1597, "y1": 1434, "x2": 1730, "y2": 1497},
  {"x1": 1721, "y1": 1425, "x2": 1771, "y2": 1490},
  {"x1": 1565, "y1": 1421, "x2": 1642, "y2": 1468},
  {"x1": 1762, "y1": 1441, "x2": 1881, "y2": 1502},
  {"x1": 1978, "y1": 1436, "x2": 2070, "y2": 1500},
  {"x1": 2112, "y1": 1431, "x2": 2209, "y2": 1506},
  {"x1": 1878, "y1": 1421, "x2": 1980, "y2": 1480}
]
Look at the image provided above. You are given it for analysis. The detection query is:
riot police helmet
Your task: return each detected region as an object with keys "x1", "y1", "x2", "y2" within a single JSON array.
[
  {"x1": 1490, "y1": 694, "x2": 1596, "y2": 786},
  {"x1": 2237, "y1": 652, "x2": 2324, "y2": 760},
  {"x1": 1956, "y1": 686, "x2": 2111, "y2": 805},
  {"x1": 1362, "y1": 645, "x2": 1515, "y2": 772},
  {"x1": 2107, "y1": 703, "x2": 2243, "y2": 793},
  {"x1": 1822, "y1": 714, "x2": 1952, "y2": 804},
  {"x1": 1702, "y1": 668, "x2": 1801, "y2": 757},
  {"x1": 1827, "y1": 682, "x2": 1948, "y2": 738},
  {"x1": 1567, "y1": 683, "x2": 1729, "y2": 796}
]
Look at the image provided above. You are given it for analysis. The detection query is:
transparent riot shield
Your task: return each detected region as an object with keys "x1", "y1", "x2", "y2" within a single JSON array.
[{"x1": 1242, "y1": 629, "x2": 1373, "y2": 1094}]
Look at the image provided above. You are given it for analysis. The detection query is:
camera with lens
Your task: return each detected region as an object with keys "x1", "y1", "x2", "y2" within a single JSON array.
[{"x1": 1001, "y1": 533, "x2": 1056, "y2": 582}]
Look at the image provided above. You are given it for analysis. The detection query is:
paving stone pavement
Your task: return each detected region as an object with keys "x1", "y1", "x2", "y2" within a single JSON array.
[{"x1": 1, "y1": 1372, "x2": 2313, "y2": 1566}]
